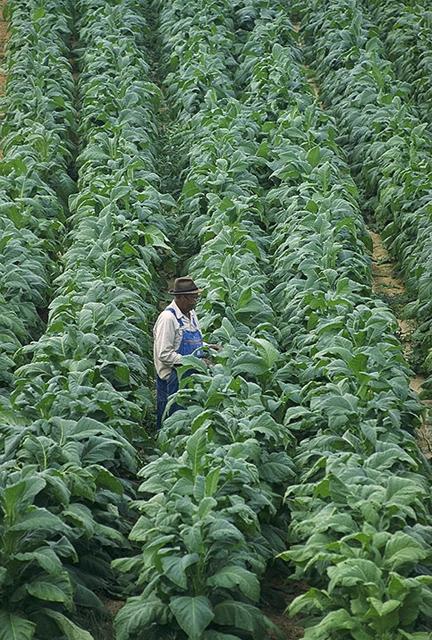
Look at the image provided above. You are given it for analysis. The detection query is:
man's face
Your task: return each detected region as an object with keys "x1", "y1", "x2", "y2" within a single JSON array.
[{"x1": 183, "y1": 293, "x2": 199, "y2": 312}]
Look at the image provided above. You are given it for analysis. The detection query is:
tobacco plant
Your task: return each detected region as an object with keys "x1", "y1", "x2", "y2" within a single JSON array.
[
  {"x1": 0, "y1": 0, "x2": 76, "y2": 388},
  {"x1": 114, "y1": 2, "x2": 296, "y2": 638},
  {"x1": 0, "y1": 0, "x2": 175, "y2": 636},
  {"x1": 116, "y1": 2, "x2": 432, "y2": 639},
  {"x1": 362, "y1": 0, "x2": 432, "y2": 123},
  {"x1": 295, "y1": 0, "x2": 432, "y2": 394},
  {"x1": 2, "y1": 1, "x2": 432, "y2": 639}
]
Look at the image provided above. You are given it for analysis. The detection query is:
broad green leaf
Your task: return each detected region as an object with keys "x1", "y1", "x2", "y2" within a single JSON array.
[
  {"x1": 249, "y1": 338, "x2": 280, "y2": 369},
  {"x1": 2, "y1": 477, "x2": 46, "y2": 519},
  {"x1": 161, "y1": 553, "x2": 199, "y2": 589},
  {"x1": 327, "y1": 559, "x2": 382, "y2": 594},
  {"x1": 302, "y1": 609, "x2": 356, "y2": 639},
  {"x1": 26, "y1": 576, "x2": 72, "y2": 604},
  {"x1": 186, "y1": 427, "x2": 208, "y2": 476},
  {"x1": 32, "y1": 6, "x2": 45, "y2": 20},
  {"x1": 111, "y1": 556, "x2": 141, "y2": 574},
  {"x1": 283, "y1": 406, "x2": 313, "y2": 425},
  {"x1": 205, "y1": 468, "x2": 220, "y2": 497},
  {"x1": 10, "y1": 508, "x2": 65, "y2": 532},
  {"x1": 213, "y1": 601, "x2": 269, "y2": 636},
  {"x1": 384, "y1": 533, "x2": 427, "y2": 570},
  {"x1": 63, "y1": 504, "x2": 95, "y2": 535},
  {"x1": 170, "y1": 596, "x2": 214, "y2": 640},
  {"x1": 114, "y1": 597, "x2": 168, "y2": 640},
  {"x1": 0, "y1": 611, "x2": 35, "y2": 640},
  {"x1": 307, "y1": 146, "x2": 321, "y2": 167},
  {"x1": 289, "y1": 588, "x2": 332, "y2": 617},
  {"x1": 260, "y1": 452, "x2": 295, "y2": 483},
  {"x1": 183, "y1": 180, "x2": 201, "y2": 197},
  {"x1": 235, "y1": 288, "x2": 267, "y2": 317},
  {"x1": 199, "y1": 497, "x2": 217, "y2": 519},
  {"x1": 143, "y1": 225, "x2": 171, "y2": 249},
  {"x1": 43, "y1": 610, "x2": 94, "y2": 640},
  {"x1": 368, "y1": 597, "x2": 400, "y2": 617},
  {"x1": 14, "y1": 548, "x2": 63, "y2": 574},
  {"x1": 208, "y1": 566, "x2": 260, "y2": 601},
  {"x1": 94, "y1": 468, "x2": 123, "y2": 494}
]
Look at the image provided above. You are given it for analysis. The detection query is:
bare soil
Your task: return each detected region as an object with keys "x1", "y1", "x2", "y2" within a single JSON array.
[
  {"x1": 79, "y1": 598, "x2": 124, "y2": 640},
  {"x1": 0, "y1": 2, "x2": 7, "y2": 96},
  {"x1": 0, "y1": 1, "x2": 8, "y2": 161},
  {"x1": 370, "y1": 231, "x2": 405, "y2": 296},
  {"x1": 370, "y1": 231, "x2": 415, "y2": 354},
  {"x1": 103, "y1": 598, "x2": 124, "y2": 618},
  {"x1": 370, "y1": 231, "x2": 432, "y2": 458},
  {"x1": 262, "y1": 574, "x2": 305, "y2": 638},
  {"x1": 265, "y1": 608, "x2": 304, "y2": 639}
]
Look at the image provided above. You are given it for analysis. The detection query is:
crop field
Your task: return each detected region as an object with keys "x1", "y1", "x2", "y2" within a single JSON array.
[{"x1": 0, "y1": 1, "x2": 432, "y2": 639}]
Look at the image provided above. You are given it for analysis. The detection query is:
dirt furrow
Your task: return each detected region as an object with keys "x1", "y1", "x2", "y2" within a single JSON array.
[
  {"x1": 0, "y1": 1, "x2": 7, "y2": 116},
  {"x1": 370, "y1": 231, "x2": 432, "y2": 458}
]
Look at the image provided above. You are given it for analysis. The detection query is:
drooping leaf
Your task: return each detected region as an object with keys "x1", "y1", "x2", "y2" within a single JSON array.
[
  {"x1": 161, "y1": 553, "x2": 199, "y2": 589},
  {"x1": 383, "y1": 532, "x2": 427, "y2": 570},
  {"x1": 114, "y1": 597, "x2": 168, "y2": 640},
  {"x1": 170, "y1": 596, "x2": 214, "y2": 640},
  {"x1": 208, "y1": 565, "x2": 260, "y2": 601},
  {"x1": 43, "y1": 610, "x2": 94, "y2": 640},
  {"x1": 213, "y1": 601, "x2": 270, "y2": 637},
  {"x1": 0, "y1": 611, "x2": 36, "y2": 640}
]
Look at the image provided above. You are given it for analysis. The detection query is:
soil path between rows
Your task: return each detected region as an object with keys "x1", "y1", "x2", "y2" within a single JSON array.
[
  {"x1": 0, "y1": 1, "x2": 7, "y2": 105},
  {"x1": 370, "y1": 232, "x2": 432, "y2": 458}
]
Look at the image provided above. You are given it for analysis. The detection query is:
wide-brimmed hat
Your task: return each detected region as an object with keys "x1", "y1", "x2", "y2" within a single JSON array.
[{"x1": 169, "y1": 276, "x2": 202, "y2": 295}]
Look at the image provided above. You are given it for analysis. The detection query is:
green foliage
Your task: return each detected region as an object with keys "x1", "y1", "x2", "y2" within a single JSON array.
[
  {"x1": 2, "y1": 1, "x2": 432, "y2": 639},
  {"x1": 0, "y1": 472, "x2": 99, "y2": 638},
  {"x1": 363, "y1": 0, "x2": 432, "y2": 123},
  {"x1": 114, "y1": 2, "x2": 432, "y2": 639},
  {"x1": 0, "y1": 0, "x2": 176, "y2": 637},
  {"x1": 0, "y1": 0, "x2": 76, "y2": 388},
  {"x1": 298, "y1": 0, "x2": 432, "y2": 390}
]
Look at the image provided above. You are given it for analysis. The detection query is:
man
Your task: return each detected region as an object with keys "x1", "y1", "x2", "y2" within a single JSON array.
[{"x1": 153, "y1": 276, "x2": 205, "y2": 430}]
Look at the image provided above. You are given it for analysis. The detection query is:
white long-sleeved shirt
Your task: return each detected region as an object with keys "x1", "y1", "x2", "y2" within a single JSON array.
[{"x1": 153, "y1": 301, "x2": 202, "y2": 380}]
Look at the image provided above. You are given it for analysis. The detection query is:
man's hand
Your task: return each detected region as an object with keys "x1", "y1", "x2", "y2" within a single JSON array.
[{"x1": 206, "y1": 343, "x2": 222, "y2": 352}]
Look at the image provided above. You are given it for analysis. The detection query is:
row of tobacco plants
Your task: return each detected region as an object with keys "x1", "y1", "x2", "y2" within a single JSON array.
[
  {"x1": 295, "y1": 0, "x2": 432, "y2": 394},
  {"x1": 0, "y1": 1, "x2": 175, "y2": 638},
  {"x1": 0, "y1": 0, "x2": 75, "y2": 391},
  {"x1": 115, "y1": 1, "x2": 292, "y2": 638},
  {"x1": 114, "y1": 1, "x2": 432, "y2": 639},
  {"x1": 362, "y1": 0, "x2": 432, "y2": 122}
]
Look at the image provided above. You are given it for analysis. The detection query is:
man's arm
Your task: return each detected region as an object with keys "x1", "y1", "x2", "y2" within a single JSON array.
[{"x1": 154, "y1": 312, "x2": 183, "y2": 368}]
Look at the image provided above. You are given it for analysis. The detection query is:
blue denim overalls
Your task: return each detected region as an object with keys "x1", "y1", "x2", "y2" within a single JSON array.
[{"x1": 156, "y1": 307, "x2": 204, "y2": 429}]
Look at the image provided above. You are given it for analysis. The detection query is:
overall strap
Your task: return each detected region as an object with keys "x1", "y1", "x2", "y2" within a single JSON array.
[
  {"x1": 167, "y1": 307, "x2": 198, "y2": 328},
  {"x1": 167, "y1": 306, "x2": 184, "y2": 326},
  {"x1": 166, "y1": 307, "x2": 203, "y2": 357}
]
